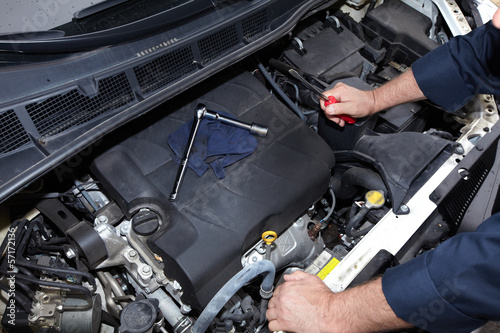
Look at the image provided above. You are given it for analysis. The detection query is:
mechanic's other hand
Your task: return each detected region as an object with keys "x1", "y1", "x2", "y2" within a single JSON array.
[
  {"x1": 321, "y1": 83, "x2": 376, "y2": 127},
  {"x1": 266, "y1": 271, "x2": 337, "y2": 333}
]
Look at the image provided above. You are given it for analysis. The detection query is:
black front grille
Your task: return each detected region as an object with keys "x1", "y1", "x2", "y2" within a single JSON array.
[
  {"x1": 198, "y1": 25, "x2": 239, "y2": 62},
  {"x1": 440, "y1": 160, "x2": 490, "y2": 228},
  {"x1": 242, "y1": 9, "x2": 269, "y2": 41},
  {"x1": 0, "y1": 110, "x2": 31, "y2": 154},
  {"x1": 134, "y1": 46, "x2": 197, "y2": 95},
  {"x1": 26, "y1": 73, "x2": 135, "y2": 138}
]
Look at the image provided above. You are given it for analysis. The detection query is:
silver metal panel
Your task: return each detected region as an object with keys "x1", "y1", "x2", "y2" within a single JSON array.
[{"x1": 432, "y1": 0, "x2": 471, "y2": 36}]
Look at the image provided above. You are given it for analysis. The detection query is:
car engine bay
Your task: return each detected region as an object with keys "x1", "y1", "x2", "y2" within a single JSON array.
[{"x1": 1, "y1": 0, "x2": 499, "y2": 332}]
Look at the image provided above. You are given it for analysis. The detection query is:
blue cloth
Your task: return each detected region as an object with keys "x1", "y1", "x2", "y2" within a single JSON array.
[
  {"x1": 168, "y1": 112, "x2": 258, "y2": 179},
  {"x1": 382, "y1": 22, "x2": 500, "y2": 332}
]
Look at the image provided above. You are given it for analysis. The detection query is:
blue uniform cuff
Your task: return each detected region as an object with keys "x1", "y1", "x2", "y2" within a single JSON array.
[
  {"x1": 382, "y1": 252, "x2": 485, "y2": 332},
  {"x1": 413, "y1": 45, "x2": 472, "y2": 112}
]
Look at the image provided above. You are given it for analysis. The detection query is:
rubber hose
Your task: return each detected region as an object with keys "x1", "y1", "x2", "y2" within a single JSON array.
[
  {"x1": 225, "y1": 309, "x2": 253, "y2": 321},
  {"x1": 349, "y1": 223, "x2": 374, "y2": 238},
  {"x1": 345, "y1": 206, "x2": 373, "y2": 238},
  {"x1": 259, "y1": 299, "x2": 269, "y2": 325},
  {"x1": 257, "y1": 62, "x2": 306, "y2": 122},
  {"x1": 191, "y1": 260, "x2": 276, "y2": 333},
  {"x1": 101, "y1": 311, "x2": 120, "y2": 333},
  {"x1": 225, "y1": 296, "x2": 254, "y2": 321},
  {"x1": 336, "y1": 167, "x2": 387, "y2": 200}
]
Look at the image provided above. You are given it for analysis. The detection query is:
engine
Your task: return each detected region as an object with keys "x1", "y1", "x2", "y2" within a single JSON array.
[{"x1": 1, "y1": 1, "x2": 498, "y2": 333}]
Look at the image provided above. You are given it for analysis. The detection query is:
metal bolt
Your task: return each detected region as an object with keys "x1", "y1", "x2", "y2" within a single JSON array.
[
  {"x1": 455, "y1": 145, "x2": 464, "y2": 155},
  {"x1": 129, "y1": 250, "x2": 137, "y2": 258},
  {"x1": 400, "y1": 205, "x2": 410, "y2": 214},
  {"x1": 65, "y1": 247, "x2": 77, "y2": 259},
  {"x1": 252, "y1": 256, "x2": 258, "y2": 262},
  {"x1": 98, "y1": 215, "x2": 108, "y2": 224},
  {"x1": 458, "y1": 168, "x2": 470, "y2": 180},
  {"x1": 181, "y1": 304, "x2": 192, "y2": 314},
  {"x1": 120, "y1": 223, "x2": 130, "y2": 234},
  {"x1": 142, "y1": 266, "x2": 152, "y2": 274},
  {"x1": 172, "y1": 281, "x2": 182, "y2": 291}
]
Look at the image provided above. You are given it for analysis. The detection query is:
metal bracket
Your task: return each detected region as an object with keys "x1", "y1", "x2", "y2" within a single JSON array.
[{"x1": 432, "y1": 0, "x2": 472, "y2": 36}]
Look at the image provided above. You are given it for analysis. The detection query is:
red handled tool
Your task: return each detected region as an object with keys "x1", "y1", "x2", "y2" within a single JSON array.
[{"x1": 288, "y1": 69, "x2": 356, "y2": 124}]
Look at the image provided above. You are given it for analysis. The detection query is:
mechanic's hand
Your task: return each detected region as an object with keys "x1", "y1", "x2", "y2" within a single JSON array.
[
  {"x1": 266, "y1": 271, "x2": 338, "y2": 333},
  {"x1": 320, "y1": 82, "x2": 377, "y2": 127}
]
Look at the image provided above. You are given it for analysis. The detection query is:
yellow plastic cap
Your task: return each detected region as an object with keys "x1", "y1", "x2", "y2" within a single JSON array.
[
  {"x1": 365, "y1": 190, "x2": 385, "y2": 208},
  {"x1": 262, "y1": 231, "x2": 277, "y2": 245}
]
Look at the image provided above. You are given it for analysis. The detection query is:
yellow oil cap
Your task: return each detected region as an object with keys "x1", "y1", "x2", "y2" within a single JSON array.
[{"x1": 262, "y1": 231, "x2": 277, "y2": 245}]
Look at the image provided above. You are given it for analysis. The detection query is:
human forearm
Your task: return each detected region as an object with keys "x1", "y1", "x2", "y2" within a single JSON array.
[
  {"x1": 334, "y1": 278, "x2": 412, "y2": 332},
  {"x1": 322, "y1": 68, "x2": 426, "y2": 126},
  {"x1": 371, "y1": 68, "x2": 426, "y2": 113}
]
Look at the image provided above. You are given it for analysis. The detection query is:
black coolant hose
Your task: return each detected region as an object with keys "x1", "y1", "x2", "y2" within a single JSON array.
[
  {"x1": 335, "y1": 167, "x2": 387, "y2": 200},
  {"x1": 345, "y1": 205, "x2": 373, "y2": 237},
  {"x1": 191, "y1": 260, "x2": 276, "y2": 333},
  {"x1": 257, "y1": 62, "x2": 306, "y2": 122}
]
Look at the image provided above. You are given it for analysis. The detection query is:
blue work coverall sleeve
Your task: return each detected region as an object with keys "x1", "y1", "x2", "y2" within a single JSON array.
[
  {"x1": 412, "y1": 21, "x2": 500, "y2": 111},
  {"x1": 382, "y1": 21, "x2": 500, "y2": 332},
  {"x1": 383, "y1": 214, "x2": 500, "y2": 332}
]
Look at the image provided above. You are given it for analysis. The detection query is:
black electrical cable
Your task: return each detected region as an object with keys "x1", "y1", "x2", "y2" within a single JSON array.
[
  {"x1": 1, "y1": 271, "x2": 93, "y2": 297},
  {"x1": 14, "y1": 279, "x2": 35, "y2": 298},
  {"x1": 43, "y1": 237, "x2": 68, "y2": 245},
  {"x1": 0, "y1": 220, "x2": 27, "y2": 274},
  {"x1": 37, "y1": 245, "x2": 64, "y2": 251},
  {"x1": 15, "y1": 261, "x2": 97, "y2": 291},
  {"x1": 367, "y1": 0, "x2": 378, "y2": 12},
  {"x1": 16, "y1": 218, "x2": 45, "y2": 259},
  {"x1": 0, "y1": 282, "x2": 31, "y2": 311},
  {"x1": 12, "y1": 216, "x2": 97, "y2": 290},
  {"x1": 0, "y1": 220, "x2": 20, "y2": 257},
  {"x1": 17, "y1": 266, "x2": 35, "y2": 278},
  {"x1": 256, "y1": 62, "x2": 306, "y2": 122}
]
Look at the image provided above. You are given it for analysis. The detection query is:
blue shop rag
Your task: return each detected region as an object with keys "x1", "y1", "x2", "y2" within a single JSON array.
[{"x1": 168, "y1": 112, "x2": 258, "y2": 179}]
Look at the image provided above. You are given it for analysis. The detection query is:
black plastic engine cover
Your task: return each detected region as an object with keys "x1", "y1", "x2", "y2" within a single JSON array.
[
  {"x1": 362, "y1": 0, "x2": 439, "y2": 64},
  {"x1": 91, "y1": 70, "x2": 335, "y2": 309}
]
